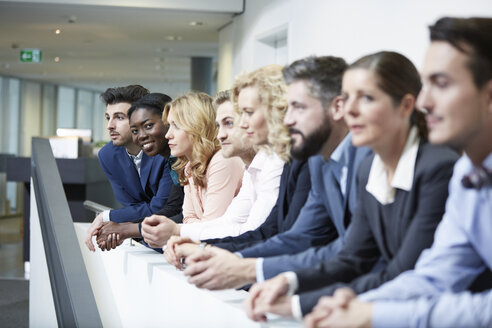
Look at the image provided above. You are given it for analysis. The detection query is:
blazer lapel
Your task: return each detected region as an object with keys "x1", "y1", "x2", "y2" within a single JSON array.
[
  {"x1": 139, "y1": 153, "x2": 152, "y2": 192},
  {"x1": 324, "y1": 161, "x2": 345, "y2": 235}
]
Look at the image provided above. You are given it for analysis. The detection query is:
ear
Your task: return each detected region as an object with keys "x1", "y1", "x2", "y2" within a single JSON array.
[
  {"x1": 330, "y1": 96, "x2": 345, "y2": 122},
  {"x1": 399, "y1": 94, "x2": 416, "y2": 119}
]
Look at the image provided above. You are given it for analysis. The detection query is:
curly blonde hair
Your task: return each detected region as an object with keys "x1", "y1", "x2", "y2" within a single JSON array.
[
  {"x1": 163, "y1": 92, "x2": 221, "y2": 188},
  {"x1": 232, "y1": 65, "x2": 291, "y2": 162}
]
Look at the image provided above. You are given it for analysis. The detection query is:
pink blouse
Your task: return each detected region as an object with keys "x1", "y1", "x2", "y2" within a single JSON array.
[{"x1": 182, "y1": 150, "x2": 244, "y2": 223}]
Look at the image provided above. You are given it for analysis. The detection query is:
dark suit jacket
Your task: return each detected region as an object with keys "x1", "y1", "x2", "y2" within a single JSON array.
[
  {"x1": 204, "y1": 160, "x2": 310, "y2": 252},
  {"x1": 98, "y1": 141, "x2": 173, "y2": 223},
  {"x1": 296, "y1": 142, "x2": 459, "y2": 315},
  {"x1": 240, "y1": 135, "x2": 370, "y2": 259}
]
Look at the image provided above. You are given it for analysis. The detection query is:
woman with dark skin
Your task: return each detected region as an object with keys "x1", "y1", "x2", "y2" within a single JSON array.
[{"x1": 96, "y1": 93, "x2": 183, "y2": 251}]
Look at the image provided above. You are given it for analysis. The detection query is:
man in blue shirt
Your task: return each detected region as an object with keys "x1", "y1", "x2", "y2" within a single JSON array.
[
  {"x1": 300, "y1": 17, "x2": 492, "y2": 328},
  {"x1": 175, "y1": 56, "x2": 370, "y2": 291},
  {"x1": 84, "y1": 85, "x2": 173, "y2": 252}
]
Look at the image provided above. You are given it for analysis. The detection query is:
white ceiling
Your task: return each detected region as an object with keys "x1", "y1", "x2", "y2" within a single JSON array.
[{"x1": 0, "y1": 0, "x2": 243, "y2": 92}]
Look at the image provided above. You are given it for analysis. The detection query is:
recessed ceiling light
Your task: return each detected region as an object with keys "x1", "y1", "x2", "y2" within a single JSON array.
[
  {"x1": 54, "y1": 56, "x2": 60, "y2": 62},
  {"x1": 165, "y1": 35, "x2": 182, "y2": 41},
  {"x1": 189, "y1": 21, "x2": 204, "y2": 26},
  {"x1": 55, "y1": 28, "x2": 61, "y2": 35}
]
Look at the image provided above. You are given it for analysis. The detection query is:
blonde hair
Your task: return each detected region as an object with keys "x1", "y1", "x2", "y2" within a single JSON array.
[
  {"x1": 163, "y1": 92, "x2": 221, "y2": 188},
  {"x1": 232, "y1": 65, "x2": 291, "y2": 162}
]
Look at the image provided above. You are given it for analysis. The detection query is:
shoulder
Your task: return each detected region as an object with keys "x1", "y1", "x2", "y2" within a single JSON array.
[
  {"x1": 98, "y1": 141, "x2": 118, "y2": 161},
  {"x1": 255, "y1": 150, "x2": 285, "y2": 172},
  {"x1": 415, "y1": 142, "x2": 459, "y2": 174},
  {"x1": 207, "y1": 150, "x2": 244, "y2": 175}
]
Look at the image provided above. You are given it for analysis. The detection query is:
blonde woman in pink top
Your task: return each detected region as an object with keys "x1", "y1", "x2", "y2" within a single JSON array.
[{"x1": 163, "y1": 92, "x2": 244, "y2": 224}]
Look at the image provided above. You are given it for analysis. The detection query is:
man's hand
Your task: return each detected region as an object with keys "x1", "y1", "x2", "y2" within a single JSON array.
[
  {"x1": 96, "y1": 221, "x2": 132, "y2": 251},
  {"x1": 183, "y1": 247, "x2": 257, "y2": 290},
  {"x1": 141, "y1": 214, "x2": 180, "y2": 248},
  {"x1": 164, "y1": 236, "x2": 200, "y2": 269},
  {"x1": 85, "y1": 212, "x2": 104, "y2": 252},
  {"x1": 244, "y1": 274, "x2": 291, "y2": 321},
  {"x1": 304, "y1": 289, "x2": 372, "y2": 328}
]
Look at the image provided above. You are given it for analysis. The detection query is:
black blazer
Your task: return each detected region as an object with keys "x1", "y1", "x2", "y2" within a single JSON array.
[
  {"x1": 296, "y1": 142, "x2": 459, "y2": 315},
  {"x1": 204, "y1": 160, "x2": 311, "y2": 252}
]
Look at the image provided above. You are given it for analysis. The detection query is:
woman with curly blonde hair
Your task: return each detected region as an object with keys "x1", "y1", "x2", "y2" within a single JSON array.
[
  {"x1": 233, "y1": 64, "x2": 291, "y2": 162},
  {"x1": 163, "y1": 92, "x2": 244, "y2": 223}
]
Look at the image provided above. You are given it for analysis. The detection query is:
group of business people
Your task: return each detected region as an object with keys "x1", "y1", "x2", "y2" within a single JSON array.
[{"x1": 84, "y1": 16, "x2": 492, "y2": 328}]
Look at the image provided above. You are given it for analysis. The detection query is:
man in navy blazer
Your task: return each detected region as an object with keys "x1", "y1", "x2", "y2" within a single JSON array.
[
  {"x1": 84, "y1": 85, "x2": 173, "y2": 252},
  {"x1": 180, "y1": 56, "x2": 370, "y2": 291}
]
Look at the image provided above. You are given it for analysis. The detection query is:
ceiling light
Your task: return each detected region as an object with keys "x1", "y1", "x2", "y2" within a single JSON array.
[
  {"x1": 165, "y1": 36, "x2": 182, "y2": 41},
  {"x1": 189, "y1": 21, "x2": 204, "y2": 26},
  {"x1": 55, "y1": 28, "x2": 61, "y2": 35},
  {"x1": 54, "y1": 56, "x2": 60, "y2": 62}
]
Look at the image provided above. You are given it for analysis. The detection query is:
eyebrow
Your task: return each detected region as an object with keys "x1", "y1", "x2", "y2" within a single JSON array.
[{"x1": 428, "y1": 72, "x2": 449, "y2": 81}]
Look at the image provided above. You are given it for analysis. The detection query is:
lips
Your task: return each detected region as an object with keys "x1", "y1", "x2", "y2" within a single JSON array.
[
  {"x1": 425, "y1": 115, "x2": 442, "y2": 129},
  {"x1": 349, "y1": 124, "x2": 364, "y2": 133},
  {"x1": 110, "y1": 133, "x2": 119, "y2": 139}
]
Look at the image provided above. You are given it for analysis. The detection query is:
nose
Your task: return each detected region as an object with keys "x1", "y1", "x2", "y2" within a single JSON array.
[
  {"x1": 344, "y1": 98, "x2": 358, "y2": 118},
  {"x1": 283, "y1": 107, "x2": 295, "y2": 127},
  {"x1": 165, "y1": 127, "x2": 172, "y2": 140},
  {"x1": 416, "y1": 84, "x2": 433, "y2": 114},
  {"x1": 217, "y1": 126, "x2": 228, "y2": 142},
  {"x1": 136, "y1": 128, "x2": 148, "y2": 142},
  {"x1": 107, "y1": 117, "x2": 115, "y2": 131},
  {"x1": 239, "y1": 112, "x2": 248, "y2": 129}
]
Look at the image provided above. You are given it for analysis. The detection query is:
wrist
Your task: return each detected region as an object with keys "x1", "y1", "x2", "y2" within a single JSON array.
[{"x1": 240, "y1": 258, "x2": 258, "y2": 284}]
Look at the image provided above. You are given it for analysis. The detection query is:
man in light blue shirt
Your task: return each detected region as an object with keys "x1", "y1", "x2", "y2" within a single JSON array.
[{"x1": 302, "y1": 16, "x2": 492, "y2": 328}]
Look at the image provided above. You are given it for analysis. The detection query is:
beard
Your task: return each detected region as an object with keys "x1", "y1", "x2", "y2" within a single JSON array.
[{"x1": 289, "y1": 119, "x2": 331, "y2": 161}]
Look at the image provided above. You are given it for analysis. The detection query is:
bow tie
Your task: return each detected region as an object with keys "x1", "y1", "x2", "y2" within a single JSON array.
[{"x1": 461, "y1": 166, "x2": 492, "y2": 189}]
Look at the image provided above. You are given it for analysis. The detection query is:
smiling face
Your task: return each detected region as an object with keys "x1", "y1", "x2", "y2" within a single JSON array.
[
  {"x1": 164, "y1": 107, "x2": 193, "y2": 160},
  {"x1": 342, "y1": 68, "x2": 408, "y2": 152},
  {"x1": 417, "y1": 41, "x2": 491, "y2": 150},
  {"x1": 216, "y1": 100, "x2": 253, "y2": 158},
  {"x1": 105, "y1": 102, "x2": 133, "y2": 147},
  {"x1": 237, "y1": 86, "x2": 269, "y2": 146},
  {"x1": 284, "y1": 80, "x2": 332, "y2": 160},
  {"x1": 129, "y1": 107, "x2": 169, "y2": 157}
]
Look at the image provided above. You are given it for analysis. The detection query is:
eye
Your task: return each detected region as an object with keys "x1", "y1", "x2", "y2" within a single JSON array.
[
  {"x1": 434, "y1": 77, "x2": 449, "y2": 88},
  {"x1": 145, "y1": 123, "x2": 153, "y2": 129},
  {"x1": 361, "y1": 94, "x2": 374, "y2": 102},
  {"x1": 117, "y1": 114, "x2": 125, "y2": 120},
  {"x1": 131, "y1": 129, "x2": 137, "y2": 135},
  {"x1": 225, "y1": 120, "x2": 234, "y2": 128}
]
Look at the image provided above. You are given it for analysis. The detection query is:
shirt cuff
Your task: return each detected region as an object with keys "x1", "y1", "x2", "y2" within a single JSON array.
[
  {"x1": 371, "y1": 301, "x2": 413, "y2": 328},
  {"x1": 235, "y1": 252, "x2": 243, "y2": 258},
  {"x1": 256, "y1": 258, "x2": 265, "y2": 283},
  {"x1": 102, "y1": 210, "x2": 110, "y2": 222},
  {"x1": 283, "y1": 271, "x2": 299, "y2": 296},
  {"x1": 291, "y1": 295, "x2": 303, "y2": 321}
]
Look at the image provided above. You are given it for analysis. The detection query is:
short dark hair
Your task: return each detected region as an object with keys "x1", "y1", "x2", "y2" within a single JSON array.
[
  {"x1": 429, "y1": 17, "x2": 492, "y2": 88},
  {"x1": 100, "y1": 85, "x2": 149, "y2": 106},
  {"x1": 282, "y1": 56, "x2": 347, "y2": 108},
  {"x1": 128, "y1": 93, "x2": 172, "y2": 120},
  {"x1": 347, "y1": 51, "x2": 427, "y2": 139}
]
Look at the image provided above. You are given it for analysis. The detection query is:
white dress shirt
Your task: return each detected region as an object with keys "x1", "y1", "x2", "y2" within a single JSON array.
[{"x1": 180, "y1": 150, "x2": 284, "y2": 241}]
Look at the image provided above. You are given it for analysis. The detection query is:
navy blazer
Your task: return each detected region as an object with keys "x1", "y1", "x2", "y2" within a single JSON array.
[
  {"x1": 204, "y1": 160, "x2": 311, "y2": 252},
  {"x1": 98, "y1": 141, "x2": 173, "y2": 223},
  {"x1": 295, "y1": 142, "x2": 459, "y2": 315},
  {"x1": 240, "y1": 135, "x2": 371, "y2": 259}
]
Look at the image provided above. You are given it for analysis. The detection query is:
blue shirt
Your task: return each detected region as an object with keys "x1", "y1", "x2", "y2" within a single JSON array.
[{"x1": 359, "y1": 152, "x2": 492, "y2": 328}]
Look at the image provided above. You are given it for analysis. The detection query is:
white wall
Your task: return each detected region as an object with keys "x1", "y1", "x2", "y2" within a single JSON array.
[{"x1": 219, "y1": 0, "x2": 492, "y2": 87}]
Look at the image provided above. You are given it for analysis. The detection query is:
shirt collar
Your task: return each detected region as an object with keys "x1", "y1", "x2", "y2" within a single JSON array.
[
  {"x1": 248, "y1": 150, "x2": 268, "y2": 173},
  {"x1": 127, "y1": 149, "x2": 143, "y2": 160},
  {"x1": 330, "y1": 133, "x2": 351, "y2": 165},
  {"x1": 366, "y1": 126, "x2": 420, "y2": 205}
]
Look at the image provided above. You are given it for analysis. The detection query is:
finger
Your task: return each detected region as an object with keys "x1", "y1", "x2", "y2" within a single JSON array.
[
  {"x1": 185, "y1": 249, "x2": 214, "y2": 266},
  {"x1": 251, "y1": 298, "x2": 270, "y2": 322},
  {"x1": 245, "y1": 284, "x2": 262, "y2": 319},
  {"x1": 111, "y1": 233, "x2": 116, "y2": 249},
  {"x1": 183, "y1": 260, "x2": 209, "y2": 278},
  {"x1": 187, "y1": 269, "x2": 214, "y2": 289},
  {"x1": 85, "y1": 231, "x2": 95, "y2": 252},
  {"x1": 333, "y1": 288, "x2": 355, "y2": 308}
]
